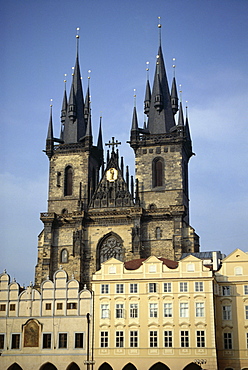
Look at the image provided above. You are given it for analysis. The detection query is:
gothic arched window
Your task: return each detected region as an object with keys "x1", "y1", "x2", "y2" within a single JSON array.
[
  {"x1": 97, "y1": 234, "x2": 123, "y2": 269},
  {"x1": 152, "y1": 157, "x2": 164, "y2": 188},
  {"x1": 61, "y1": 249, "x2": 68, "y2": 263},
  {"x1": 64, "y1": 166, "x2": 73, "y2": 196},
  {"x1": 155, "y1": 227, "x2": 162, "y2": 239}
]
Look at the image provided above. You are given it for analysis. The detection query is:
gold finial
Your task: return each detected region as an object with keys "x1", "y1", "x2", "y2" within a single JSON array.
[
  {"x1": 76, "y1": 27, "x2": 80, "y2": 39},
  {"x1": 72, "y1": 66, "x2": 74, "y2": 76},
  {"x1": 146, "y1": 61, "x2": 150, "y2": 79},
  {"x1": 179, "y1": 84, "x2": 182, "y2": 102},
  {"x1": 64, "y1": 73, "x2": 67, "y2": 83},
  {"x1": 50, "y1": 98, "x2": 53, "y2": 107},
  {"x1": 133, "y1": 89, "x2": 136, "y2": 107},
  {"x1": 88, "y1": 69, "x2": 91, "y2": 80},
  {"x1": 172, "y1": 58, "x2": 176, "y2": 77},
  {"x1": 158, "y1": 16, "x2": 161, "y2": 28}
]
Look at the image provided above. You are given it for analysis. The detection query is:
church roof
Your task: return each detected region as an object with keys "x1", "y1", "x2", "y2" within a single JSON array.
[{"x1": 124, "y1": 257, "x2": 178, "y2": 270}]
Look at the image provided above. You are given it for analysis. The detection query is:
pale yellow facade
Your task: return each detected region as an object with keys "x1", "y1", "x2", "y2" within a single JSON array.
[
  {"x1": 92, "y1": 255, "x2": 218, "y2": 370},
  {"x1": 215, "y1": 248, "x2": 248, "y2": 370},
  {"x1": 0, "y1": 269, "x2": 92, "y2": 370}
]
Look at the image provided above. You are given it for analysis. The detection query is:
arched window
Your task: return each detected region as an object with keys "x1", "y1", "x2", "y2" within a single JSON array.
[
  {"x1": 7, "y1": 364, "x2": 23, "y2": 370},
  {"x1": 64, "y1": 166, "x2": 73, "y2": 196},
  {"x1": 152, "y1": 157, "x2": 164, "y2": 188},
  {"x1": 155, "y1": 227, "x2": 162, "y2": 239},
  {"x1": 97, "y1": 233, "x2": 123, "y2": 270},
  {"x1": 61, "y1": 249, "x2": 68, "y2": 263}
]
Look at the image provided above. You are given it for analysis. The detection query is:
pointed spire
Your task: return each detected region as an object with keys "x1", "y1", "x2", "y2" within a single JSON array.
[
  {"x1": 171, "y1": 61, "x2": 178, "y2": 115},
  {"x1": 177, "y1": 101, "x2": 184, "y2": 126},
  {"x1": 185, "y1": 104, "x2": 192, "y2": 142},
  {"x1": 147, "y1": 23, "x2": 175, "y2": 134},
  {"x1": 84, "y1": 70, "x2": 91, "y2": 122},
  {"x1": 46, "y1": 101, "x2": 54, "y2": 159},
  {"x1": 144, "y1": 62, "x2": 151, "y2": 116},
  {"x1": 131, "y1": 89, "x2": 138, "y2": 131},
  {"x1": 97, "y1": 116, "x2": 103, "y2": 151},
  {"x1": 61, "y1": 75, "x2": 68, "y2": 123}
]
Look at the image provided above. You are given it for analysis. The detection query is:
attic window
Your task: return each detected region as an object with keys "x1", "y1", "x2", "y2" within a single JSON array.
[
  {"x1": 235, "y1": 266, "x2": 243, "y2": 275},
  {"x1": 187, "y1": 263, "x2": 195, "y2": 272}
]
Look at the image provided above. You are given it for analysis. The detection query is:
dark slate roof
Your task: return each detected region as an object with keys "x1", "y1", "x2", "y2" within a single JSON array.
[
  {"x1": 124, "y1": 257, "x2": 178, "y2": 270},
  {"x1": 180, "y1": 251, "x2": 224, "y2": 260}
]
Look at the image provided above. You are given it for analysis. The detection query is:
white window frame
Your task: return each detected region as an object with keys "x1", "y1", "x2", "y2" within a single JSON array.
[
  {"x1": 130, "y1": 330, "x2": 138, "y2": 348},
  {"x1": 196, "y1": 330, "x2": 205, "y2": 348},
  {"x1": 101, "y1": 284, "x2": 109, "y2": 294},
  {"x1": 195, "y1": 302, "x2": 205, "y2": 317},
  {"x1": 130, "y1": 283, "x2": 138, "y2": 294},
  {"x1": 180, "y1": 330, "x2": 189, "y2": 347},
  {"x1": 130, "y1": 303, "x2": 138, "y2": 318},
  {"x1": 224, "y1": 332, "x2": 232, "y2": 349},
  {"x1": 116, "y1": 303, "x2": 124, "y2": 318},
  {"x1": 149, "y1": 331, "x2": 158, "y2": 348},
  {"x1": 195, "y1": 282, "x2": 204, "y2": 292},
  {"x1": 164, "y1": 330, "x2": 172, "y2": 348},
  {"x1": 58, "y1": 332, "x2": 68, "y2": 349},
  {"x1": 179, "y1": 282, "x2": 188, "y2": 292},
  {"x1": 116, "y1": 331, "x2": 124, "y2": 348},
  {"x1": 101, "y1": 304, "x2": 110, "y2": 319},
  {"x1": 163, "y1": 282, "x2": 172, "y2": 293},
  {"x1": 222, "y1": 286, "x2": 231, "y2": 296},
  {"x1": 149, "y1": 303, "x2": 158, "y2": 318},
  {"x1": 148, "y1": 282, "x2": 157, "y2": 293},
  {"x1": 100, "y1": 331, "x2": 109, "y2": 348},
  {"x1": 164, "y1": 303, "x2": 172, "y2": 317},
  {"x1": 116, "y1": 284, "x2": 124, "y2": 294},
  {"x1": 222, "y1": 305, "x2": 232, "y2": 320},
  {"x1": 180, "y1": 302, "x2": 189, "y2": 318},
  {"x1": 42, "y1": 332, "x2": 52, "y2": 349}
]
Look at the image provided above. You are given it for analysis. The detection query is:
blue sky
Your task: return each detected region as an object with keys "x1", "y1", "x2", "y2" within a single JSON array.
[{"x1": 1, "y1": 0, "x2": 248, "y2": 286}]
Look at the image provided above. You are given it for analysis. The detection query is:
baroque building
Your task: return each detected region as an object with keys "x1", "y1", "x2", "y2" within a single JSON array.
[{"x1": 35, "y1": 27, "x2": 199, "y2": 289}]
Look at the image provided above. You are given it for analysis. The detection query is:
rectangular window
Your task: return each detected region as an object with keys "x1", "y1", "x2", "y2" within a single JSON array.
[
  {"x1": 163, "y1": 282, "x2": 172, "y2": 293},
  {"x1": 244, "y1": 285, "x2": 248, "y2": 295},
  {"x1": 149, "y1": 303, "x2": 158, "y2": 318},
  {"x1": 58, "y1": 333, "x2": 67, "y2": 348},
  {"x1": 42, "y1": 333, "x2": 52, "y2": 349},
  {"x1": 149, "y1": 331, "x2": 158, "y2": 347},
  {"x1": 196, "y1": 331, "x2": 205, "y2": 347},
  {"x1": 224, "y1": 332, "x2": 232, "y2": 349},
  {"x1": 116, "y1": 304, "x2": 124, "y2": 318},
  {"x1": 130, "y1": 331, "x2": 138, "y2": 348},
  {"x1": 9, "y1": 304, "x2": 16, "y2": 311},
  {"x1": 149, "y1": 283, "x2": 157, "y2": 293},
  {"x1": 196, "y1": 302, "x2": 205, "y2": 317},
  {"x1": 57, "y1": 303, "x2": 63, "y2": 310},
  {"x1": 130, "y1": 303, "x2": 138, "y2": 318},
  {"x1": 46, "y1": 303, "x2": 52, "y2": 310},
  {"x1": 164, "y1": 303, "x2": 172, "y2": 317},
  {"x1": 116, "y1": 331, "x2": 124, "y2": 348},
  {"x1": 180, "y1": 331, "x2": 189, "y2": 347},
  {"x1": 101, "y1": 304, "x2": 109, "y2": 319},
  {"x1": 75, "y1": 333, "x2": 84, "y2": 348},
  {"x1": 116, "y1": 284, "x2": 124, "y2": 294},
  {"x1": 100, "y1": 331, "x2": 108, "y2": 348},
  {"x1": 130, "y1": 283, "x2": 138, "y2": 293},
  {"x1": 67, "y1": 302, "x2": 77, "y2": 309},
  {"x1": 246, "y1": 333, "x2": 248, "y2": 349},
  {"x1": 101, "y1": 284, "x2": 109, "y2": 294},
  {"x1": 222, "y1": 286, "x2": 231, "y2": 296},
  {"x1": 0, "y1": 334, "x2": 5, "y2": 350},
  {"x1": 180, "y1": 302, "x2": 189, "y2": 318},
  {"x1": 164, "y1": 331, "x2": 172, "y2": 347},
  {"x1": 180, "y1": 282, "x2": 188, "y2": 292},
  {"x1": 223, "y1": 305, "x2": 232, "y2": 320},
  {"x1": 11, "y1": 334, "x2": 20, "y2": 349},
  {"x1": 245, "y1": 305, "x2": 248, "y2": 320},
  {"x1": 195, "y1": 282, "x2": 204, "y2": 292},
  {"x1": 0, "y1": 304, "x2": 6, "y2": 311}
]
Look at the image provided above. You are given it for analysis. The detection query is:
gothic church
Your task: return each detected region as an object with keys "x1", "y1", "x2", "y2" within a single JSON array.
[{"x1": 35, "y1": 27, "x2": 199, "y2": 288}]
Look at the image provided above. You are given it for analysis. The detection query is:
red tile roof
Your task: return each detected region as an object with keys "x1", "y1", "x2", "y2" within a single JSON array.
[{"x1": 124, "y1": 257, "x2": 178, "y2": 270}]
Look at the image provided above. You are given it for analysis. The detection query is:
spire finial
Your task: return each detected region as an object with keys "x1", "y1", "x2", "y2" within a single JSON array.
[
  {"x1": 76, "y1": 27, "x2": 80, "y2": 55},
  {"x1": 185, "y1": 101, "x2": 188, "y2": 118},
  {"x1": 50, "y1": 98, "x2": 53, "y2": 108},
  {"x1": 179, "y1": 84, "x2": 182, "y2": 102},
  {"x1": 133, "y1": 89, "x2": 136, "y2": 108},
  {"x1": 146, "y1": 61, "x2": 150, "y2": 80},
  {"x1": 88, "y1": 69, "x2": 91, "y2": 88},
  {"x1": 172, "y1": 58, "x2": 176, "y2": 77},
  {"x1": 158, "y1": 16, "x2": 162, "y2": 46},
  {"x1": 63, "y1": 73, "x2": 67, "y2": 90}
]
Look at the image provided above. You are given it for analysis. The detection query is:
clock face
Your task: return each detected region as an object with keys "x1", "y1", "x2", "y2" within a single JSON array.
[{"x1": 106, "y1": 168, "x2": 118, "y2": 182}]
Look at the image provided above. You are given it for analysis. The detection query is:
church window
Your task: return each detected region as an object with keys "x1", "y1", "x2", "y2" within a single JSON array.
[
  {"x1": 155, "y1": 227, "x2": 162, "y2": 239},
  {"x1": 61, "y1": 249, "x2": 68, "y2": 263},
  {"x1": 64, "y1": 166, "x2": 73, "y2": 196},
  {"x1": 75, "y1": 333, "x2": 84, "y2": 348},
  {"x1": 98, "y1": 234, "x2": 123, "y2": 268},
  {"x1": 56, "y1": 172, "x2": 61, "y2": 187},
  {"x1": 58, "y1": 333, "x2": 67, "y2": 348},
  {"x1": 152, "y1": 157, "x2": 164, "y2": 188},
  {"x1": 11, "y1": 334, "x2": 20, "y2": 349},
  {"x1": 42, "y1": 333, "x2": 52, "y2": 349}
]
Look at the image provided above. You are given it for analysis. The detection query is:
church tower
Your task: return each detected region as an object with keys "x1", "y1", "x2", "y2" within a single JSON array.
[
  {"x1": 35, "y1": 25, "x2": 199, "y2": 288},
  {"x1": 129, "y1": 22, "x2": 199, "y2": 261}
]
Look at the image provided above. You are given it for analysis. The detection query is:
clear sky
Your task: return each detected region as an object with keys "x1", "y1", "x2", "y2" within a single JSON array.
[{"x1": 1, "y1": 0, "x2": 248, "y2": 286}]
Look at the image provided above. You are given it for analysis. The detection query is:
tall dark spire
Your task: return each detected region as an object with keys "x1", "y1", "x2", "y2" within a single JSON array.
[
  {"x1": 146, "y1": 22, "x2": 175, "y2": 134},
  {"x1": 97, "y1": 117, "x2": 103, "y2": 151},
  {"x1": 177, "y1": 101, "x2": 184, "y2": 126},
  {"x1": 62, "y1": 30, "x2": 86, "y2": 144},
  {"x1": 46, "y1": 103, "x2": 54, "y2": 159},
  {"x1": 171, "y1": 75, "x2": 179, "y2": 115}
]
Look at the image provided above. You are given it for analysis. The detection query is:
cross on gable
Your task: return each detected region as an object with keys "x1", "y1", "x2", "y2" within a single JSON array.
[{"x1": 105, "y1": 137, "x2": 121, "y2": 152}]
